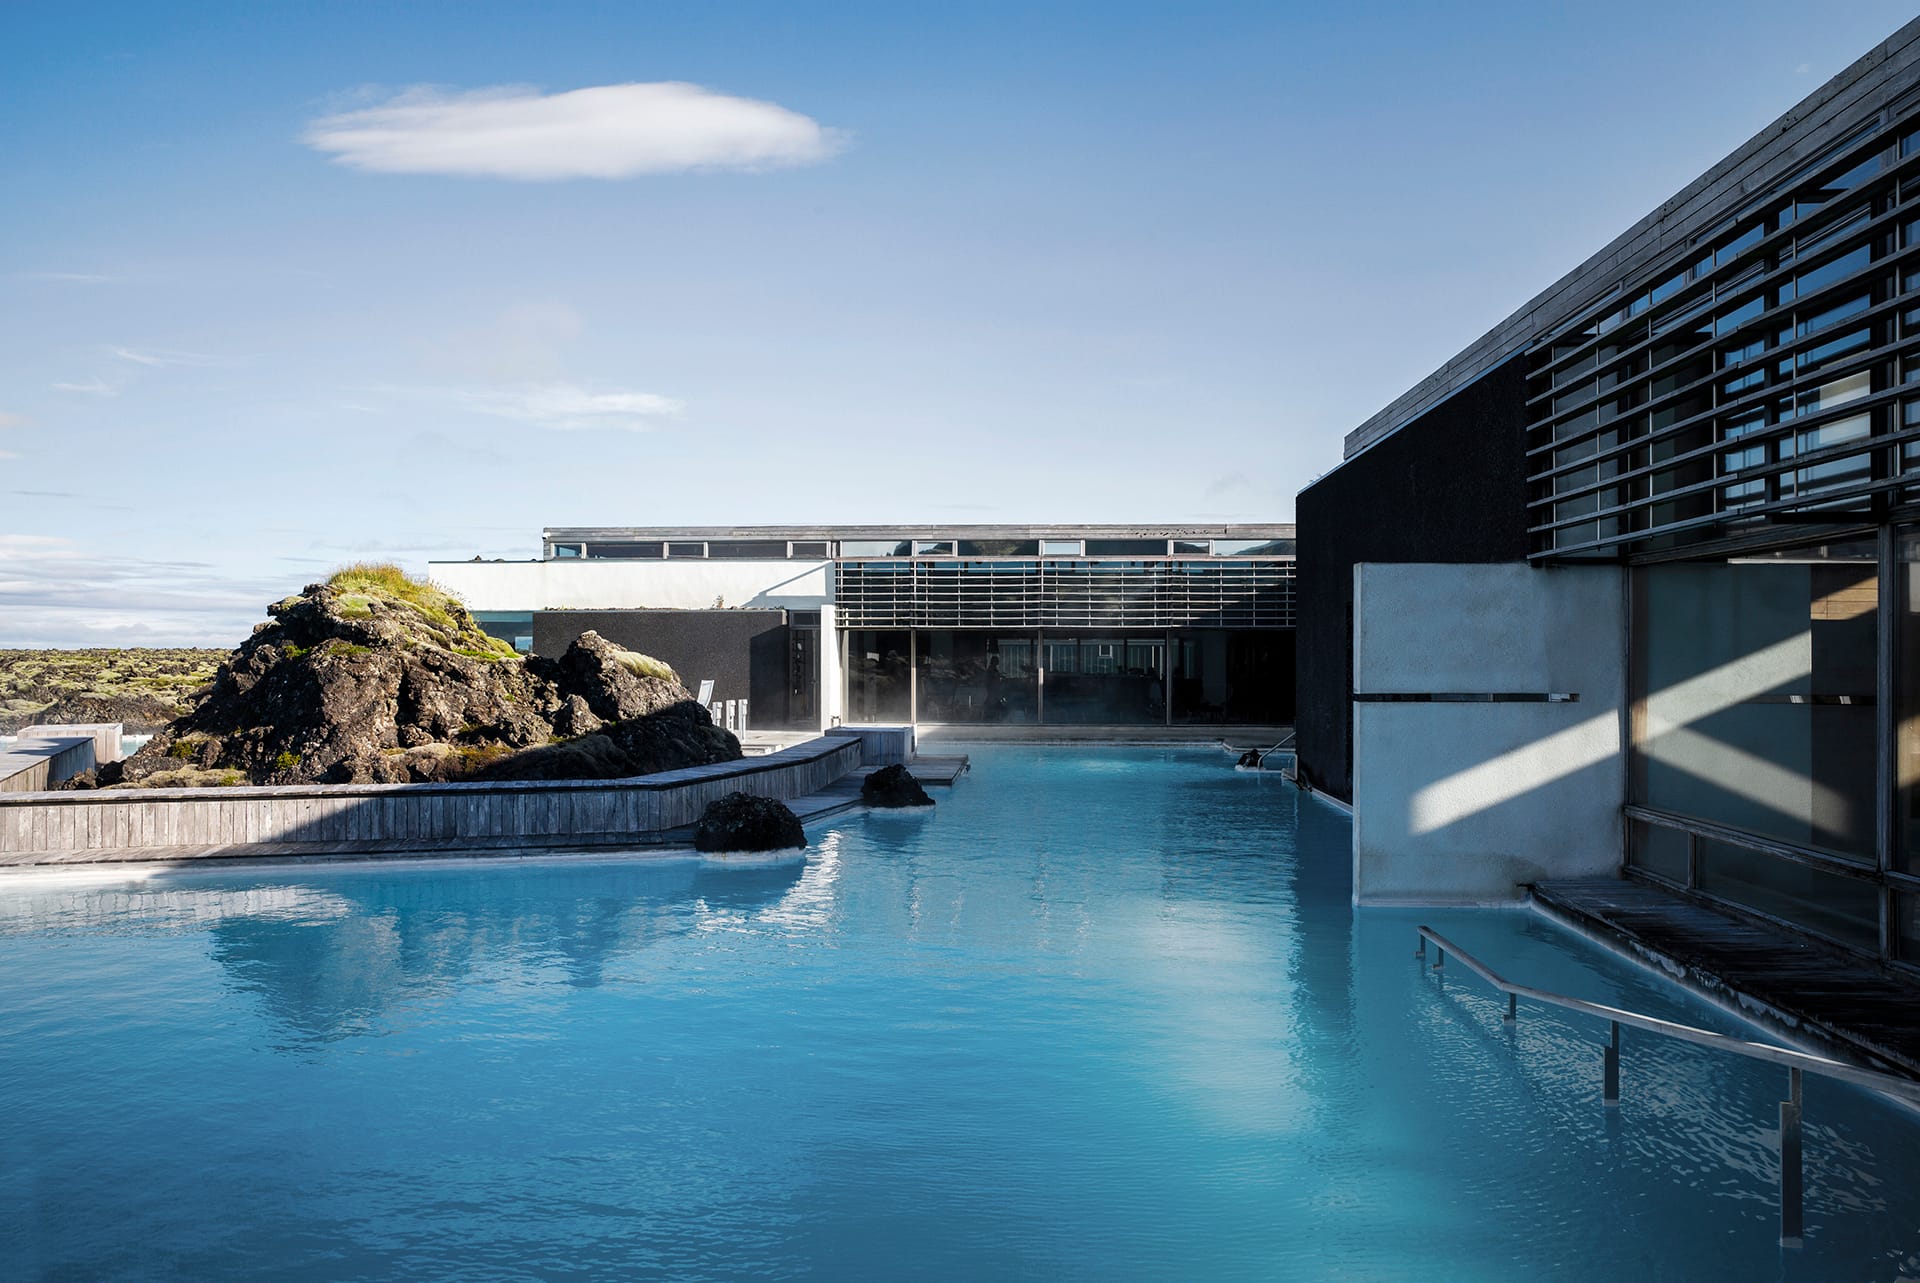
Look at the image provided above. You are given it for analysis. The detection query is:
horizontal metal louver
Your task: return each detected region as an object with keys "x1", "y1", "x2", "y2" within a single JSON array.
[{"x1": 833, "y1": 560, "x2": 1296, "y2": 629}]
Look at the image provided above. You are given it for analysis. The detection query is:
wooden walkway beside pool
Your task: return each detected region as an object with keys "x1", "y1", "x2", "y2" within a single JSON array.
[
  {"x1": 1533, "y1": 878, "x2": 1920, "y2": 1082},
  {"x1": 907, "y1": 755, "x2": 970, "y2": 785}
]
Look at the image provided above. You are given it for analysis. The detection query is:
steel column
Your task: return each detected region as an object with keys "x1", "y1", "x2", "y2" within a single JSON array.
[
  {"x1": 1603, "y1": 1021, "x2": 1621, "y2": 1106},
  {"x1": 1780, "y1": 1067, "x2": 1804, "y2": 1246}
]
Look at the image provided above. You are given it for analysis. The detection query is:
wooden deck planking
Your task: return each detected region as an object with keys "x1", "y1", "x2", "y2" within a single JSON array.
[
  {"x1": 907, "y1": 755, "x2": 970, "y2": 785},
  {"x1": 1534, "y1": 878, "x2": 1920, "y2": 1081}
]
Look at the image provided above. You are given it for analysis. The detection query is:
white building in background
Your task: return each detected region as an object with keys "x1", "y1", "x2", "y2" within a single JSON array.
[{"x1": 430, "y1": 524, "x2": 1297, "y2": 733}]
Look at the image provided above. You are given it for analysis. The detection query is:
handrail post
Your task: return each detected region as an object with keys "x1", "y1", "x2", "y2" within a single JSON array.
[
  {"x1": 1505, "y1": 991, "x2": 1517, "y2": 1023},
  {"x1": 1416, "y1": 933, "x2": 1426, "y2": 959},
  {"x1": 1780, "y1": 1067, "x2": 1803, "y2": 1247},
  {"x1": 1603, "y1": 1021, "x2": 1621, "y2": 1106},
  {"x1": 1433, "y1": 945, "x2": 1445, "y2": 971}
]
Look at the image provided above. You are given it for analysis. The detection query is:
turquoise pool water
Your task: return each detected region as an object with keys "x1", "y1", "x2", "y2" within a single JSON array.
[{"x1": 2, "y1": 747, "x2": 1917, "y2": 1281}]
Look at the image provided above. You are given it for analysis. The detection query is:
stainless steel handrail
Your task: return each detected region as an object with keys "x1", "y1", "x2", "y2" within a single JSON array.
[
  {"x1": 1416, "y1": 926, "x2": 1920, "y2": 1103},
  {"x1": 1416, "y1": 924, "x2": 1920, "y2": 1245}
]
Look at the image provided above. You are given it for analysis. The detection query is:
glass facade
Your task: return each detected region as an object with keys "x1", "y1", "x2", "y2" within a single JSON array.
[
  {"x1": 1625, "y1": 530, "x2": 1920, "y2": 964},
  {"x1": 1505, "y1": 101, "x2": 1920, "y2": 965},
  {"x1": 472, "y1": 611, "x2": 535, "y2": 653},
  {"x1": 835, "y1": 546, "x2": 1294, "y2": 728},
  {"x1": 917, "y1": 632, "x2": 1038, "y2": 723},
  {"x1": 1527, "y1": 116, "x2": 1920, "y2": 558},
  {"x1": 854, "y1": 627, "x2": 1288, "y2": 727},
  {"x1": 1632, "y1": 539, "x2": 1878, "y2": 862},
  {"x1": 843, "y1": 630, "x2": 911, "y2": 724}
]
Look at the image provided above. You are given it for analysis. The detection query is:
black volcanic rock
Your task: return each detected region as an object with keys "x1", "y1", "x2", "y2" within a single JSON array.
[
  {"x1": 860, "y1": 763, "x2": 933, "y2": 808},
  {"x1": 471, "y1": 702, "x2": 738, "y2": 782},
  {"x1": 84, "y1": 567, "x2": 740, "y2": 788},
  {"x1": 692, "y1": 792, "x2": 807, "y2": 853}
]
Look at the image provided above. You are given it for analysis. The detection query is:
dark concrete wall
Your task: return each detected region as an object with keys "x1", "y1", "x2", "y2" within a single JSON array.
[
  {"x1": 1294, "y1": 355, "x2": 1532, "y2": 802},
  {"x1": 533, "y1": 610, "x2": 799, "y2": 729}
]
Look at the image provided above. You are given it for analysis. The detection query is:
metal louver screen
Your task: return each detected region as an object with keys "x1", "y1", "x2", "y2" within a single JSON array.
[{"x1": 833, "y1": 560, "x2": 1296, "y2": 629}]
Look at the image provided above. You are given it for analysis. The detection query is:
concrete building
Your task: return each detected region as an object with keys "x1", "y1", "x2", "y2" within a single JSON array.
[
  {"x1": 1297, "y1": 14, "x2": 1920, "y2": 971},
  {"x1": 430, "y1": 525, "x2": 1296, "y2": 733}
]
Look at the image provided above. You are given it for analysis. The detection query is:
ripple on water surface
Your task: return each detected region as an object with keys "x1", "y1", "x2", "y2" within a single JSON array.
[{"x1": 1, "y1": 746, "x2": 1917, "y2": 1282}]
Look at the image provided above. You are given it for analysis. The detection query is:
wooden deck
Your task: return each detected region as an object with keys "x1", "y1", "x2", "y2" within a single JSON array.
[
  {"x1": 907, "y1": 755, "x2": 970, "y2": 785},
  {"x1": 1533, "y1": 878, "x2": 1920, "y2": 1081}
]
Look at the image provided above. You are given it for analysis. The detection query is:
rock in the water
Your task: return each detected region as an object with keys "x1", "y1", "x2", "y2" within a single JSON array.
[
  {"x1": 85, "y1": 566, "x2": 740, "y2": 789},
  {"x1": 693, "y1": 792, "x2": 807, "y2": 852},
  {"x1": 861, "y1": 763, "x2": 933, "y2": 808}
]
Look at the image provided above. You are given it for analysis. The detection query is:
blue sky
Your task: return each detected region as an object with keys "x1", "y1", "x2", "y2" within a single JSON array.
[{"x1": 4, "y1": 0, "x2": 1917, "y2": 645}]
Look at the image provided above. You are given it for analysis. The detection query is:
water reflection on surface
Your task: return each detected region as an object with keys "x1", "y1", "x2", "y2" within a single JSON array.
[{"x1": 1, "y1": 749, "x2": 1917, "y2": 1282}]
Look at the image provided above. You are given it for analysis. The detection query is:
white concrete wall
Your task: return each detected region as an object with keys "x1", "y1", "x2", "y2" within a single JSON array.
[
  {"x1": 1351, "y1": 562, "x2": 1626, "y2": 905},
  {"x1": 819, "y1": 605, "x2": 845, "y2": 727},
  {"x1": 427, "y1": 559, "x2": 833, "y2": 613}
]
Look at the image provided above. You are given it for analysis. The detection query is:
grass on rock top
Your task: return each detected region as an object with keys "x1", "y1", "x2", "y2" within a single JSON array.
[{"x1": 323, "y1": 564, "x2": 517, "y2": 658}]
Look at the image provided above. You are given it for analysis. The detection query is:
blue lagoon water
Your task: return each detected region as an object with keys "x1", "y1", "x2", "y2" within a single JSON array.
[{"x1": 3, "y1": 747, "x2": 1918, "y2": 1281}]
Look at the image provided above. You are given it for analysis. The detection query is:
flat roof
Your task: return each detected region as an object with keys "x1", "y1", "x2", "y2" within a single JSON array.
[
  {"x1": 544, "y1": 524, "x2": 1295, "y2": 541},
  {"x1": 1341, "y1": 14, "x2": 1920, "y2": 462}
]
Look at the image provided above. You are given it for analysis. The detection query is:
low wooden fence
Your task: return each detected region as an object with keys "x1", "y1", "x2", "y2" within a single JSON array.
[{"x1": 0, "y1": 734, "x2": 868, "y2": 869}]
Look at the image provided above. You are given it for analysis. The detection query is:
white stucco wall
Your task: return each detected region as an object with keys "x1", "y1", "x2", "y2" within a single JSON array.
[
  {"x1": 1351, "y1": 562, "x2": 1626, "y2": 905},
  {"x1": 819, "y1": 605, "x2": 845, "y2": 727},
  {"x1": 426, "y1": 559, "x2": 833, "y2": 613}
]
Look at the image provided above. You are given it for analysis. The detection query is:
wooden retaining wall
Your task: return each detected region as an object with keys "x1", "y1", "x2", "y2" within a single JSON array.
[
  {"x1": 0, "y1": 735, "x2": 866, "y2": 869},
  {"x1": 0, "y1": 736, "x2": 97, "y2": 796}
]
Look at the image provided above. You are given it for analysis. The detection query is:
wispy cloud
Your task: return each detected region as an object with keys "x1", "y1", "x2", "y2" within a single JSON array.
[
  {"x1": 0, "y1": 411, "x2": 25, "y2": 430},
  {"x1": 303, "y1": 81, "x2": 845, "y2": 180},
  {"x1": 0, "y1": 533, "x2": 281, "y2": 647},
  {"x1": 461, "y1": 382, "x2": 684, "y2": 431},
  {"x1": 50, "y1": 379, "x2": 118, "y2": 397},
  {"x1": 109, "y1": 346, "x2": 231, "y2": 368},
  {"x1": 17, "y1": 271, "x2": 122, "y2": 284}
]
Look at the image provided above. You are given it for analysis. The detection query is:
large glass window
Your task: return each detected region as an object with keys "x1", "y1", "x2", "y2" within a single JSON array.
[
  {"x1": 1631, "y1": 538, "x2": 1880, "y2": 865},
  {"x1": 1629, "y1": 820, "x2": 1689, "y2": 884},
  {"x1": 472, "y1": 612, "x2": 535, "y2": 654},
  {"x1": 1896, "y1": 531, "x2": 1920, "y2": 875},
  {"x1": 1039, "y1": 635, "x2": 1163, "y2": 724},
  {"x1": 1171, "y1": 630, "x2": 1291, "y2": 724},
  {"x1": 1695, "y1": 840, "x2": 1880, "y2": 950},
  {"x1": 916, "y1": 632, "x2": 1035, "y2": 723},
  {"x1": 844, "y1": 630, "x2": 911, "y2": 723}
]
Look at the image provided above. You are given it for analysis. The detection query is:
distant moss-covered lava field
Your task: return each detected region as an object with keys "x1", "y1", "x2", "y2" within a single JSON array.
[{"x1": 0, "y1": 649, "x2": 225, "y2": 734}]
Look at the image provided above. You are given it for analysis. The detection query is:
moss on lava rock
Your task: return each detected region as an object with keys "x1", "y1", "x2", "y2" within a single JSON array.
[{"x1": 85, "y1": 565, "x2": 740, "y2": 788}]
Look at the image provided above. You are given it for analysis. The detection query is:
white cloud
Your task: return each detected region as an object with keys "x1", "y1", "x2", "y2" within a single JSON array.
[
  {"x1": 0, "y1": 533, "x2": 280, "y2": 647},
  {"x1": 462, "y1": 382, "x2": 684, "y2": 431},
  {"x1": 109, "y1": 346, "x2": 230, "y2": 368},
  {"x1": 51, "y1": 379, "x2": 118, "y2": 397},
  {"x1": 0, "y1": 412, "x2": 25, "y2": 430},
  {"x1": 17, "y1": 271, "x2": 121, "y2": 284},
  {"x1": 303, "y1": 81, "x2": 845, "y2": 180},
  {"x1": 0, "y1": 451, "x2": 17, "y2": 461}
]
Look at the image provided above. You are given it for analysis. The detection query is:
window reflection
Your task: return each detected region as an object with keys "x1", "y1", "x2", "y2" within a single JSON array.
[
  {"x1": 1632, "y1": 539, "x2": 1879, "y2": 866},
  {"x1": 844, "y1": 630, "x2": 911, "y2": 722}
]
